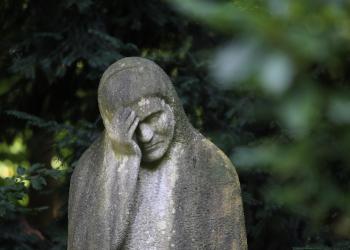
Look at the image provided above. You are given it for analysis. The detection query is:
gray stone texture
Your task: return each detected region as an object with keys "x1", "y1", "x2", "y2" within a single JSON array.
[{"x1": 68, "y1": 57, "x2": 247, "y2": 250}]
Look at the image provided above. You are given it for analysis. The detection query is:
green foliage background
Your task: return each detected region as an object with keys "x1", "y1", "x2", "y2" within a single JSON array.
[{"x1": 1, "y1": 0, "x2": 350, "y2": 249}]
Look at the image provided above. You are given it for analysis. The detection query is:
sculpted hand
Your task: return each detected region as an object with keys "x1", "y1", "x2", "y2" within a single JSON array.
[{"x1": 105, "y1": 107, "x2": 141, "y2": 157}]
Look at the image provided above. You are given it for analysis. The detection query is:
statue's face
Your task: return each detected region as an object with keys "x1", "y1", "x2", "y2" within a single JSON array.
[{"x1": 132, "y1": 97, "x2": 175, "y2": 163}]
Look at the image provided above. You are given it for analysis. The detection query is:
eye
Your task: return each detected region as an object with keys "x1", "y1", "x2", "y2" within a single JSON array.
[{"x1": 144, "y1": 111, "x2": 162, "y2": 124}]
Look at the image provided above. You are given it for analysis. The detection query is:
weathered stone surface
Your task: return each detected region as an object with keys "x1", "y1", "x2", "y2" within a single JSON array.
[{"x1": 68, "y1": 57, "x2": 247, "y2": 250}]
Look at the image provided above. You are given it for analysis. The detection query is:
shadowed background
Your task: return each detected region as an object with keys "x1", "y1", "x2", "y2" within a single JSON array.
[{"x1": 1, "y1": 0, "x2": 350, "y2": 249}]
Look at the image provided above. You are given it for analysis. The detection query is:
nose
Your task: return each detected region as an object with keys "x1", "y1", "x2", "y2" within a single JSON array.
[{"x1": 137, "y1": 123, "x2": 154, "y2": 143}]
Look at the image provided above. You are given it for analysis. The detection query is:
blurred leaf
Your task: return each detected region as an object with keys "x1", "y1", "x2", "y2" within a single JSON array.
[
  {"x1": 259, "y1": 52, "x2": 294, "y2": 95},
  {"x1": 30, "y1": 176, "x2": 47, "y2": 190}
]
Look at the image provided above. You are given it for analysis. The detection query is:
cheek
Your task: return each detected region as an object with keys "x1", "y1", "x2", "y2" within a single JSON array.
[{"x1": 154, "y1": 113, "x2": 173, "y2": 135}]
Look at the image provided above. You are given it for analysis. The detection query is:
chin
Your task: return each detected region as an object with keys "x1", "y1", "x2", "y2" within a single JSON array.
[{"x1": 142, "y1": 147, "x2": 167, "y2": 163}]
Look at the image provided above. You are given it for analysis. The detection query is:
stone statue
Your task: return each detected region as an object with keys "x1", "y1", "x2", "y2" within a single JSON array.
[{"x1": 68, "y1": 57, "x2": 247, "y2": 250}]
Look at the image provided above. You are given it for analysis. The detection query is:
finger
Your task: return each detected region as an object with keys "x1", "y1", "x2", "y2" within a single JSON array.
[
  {"x1": 126, "y1": 110, "x2": 136, "y2": 126},
  {"x1": 128, "y1": 117, "x2": 140, "y2": 138}
]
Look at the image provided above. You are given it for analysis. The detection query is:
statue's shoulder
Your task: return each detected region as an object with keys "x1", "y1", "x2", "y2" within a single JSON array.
[
  {"x1": 194, "y1": 133, "x2": 240, "y2": 186},
  {"x1": 72, "y1": 133, "x2": 104, "y2": 177},
  {"x1": 69, "y1": 134, "x2": 104, "y2": 213}
]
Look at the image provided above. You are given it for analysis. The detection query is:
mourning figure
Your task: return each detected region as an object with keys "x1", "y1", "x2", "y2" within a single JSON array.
[{"x1": 68, "y1": 57, "x2": 247, "y2": 250}]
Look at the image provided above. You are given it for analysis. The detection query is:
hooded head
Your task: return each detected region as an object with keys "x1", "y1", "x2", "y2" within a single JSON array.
[{"x1": 98, "y1": 57, "x2": 192, "y2": 162}]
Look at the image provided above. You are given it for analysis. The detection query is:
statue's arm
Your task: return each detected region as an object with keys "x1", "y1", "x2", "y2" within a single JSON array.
[
  {"x1": 97, "y1": 142, "x2": 141, "y2": 248},
  {"x1": 92, "y1": 107, "x2": 141, "y2": 249},
  {"x1": 68, "y1": 109, "x2": 142, "y2": 249}
]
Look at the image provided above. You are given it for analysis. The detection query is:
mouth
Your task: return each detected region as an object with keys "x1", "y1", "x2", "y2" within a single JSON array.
[{"x1": 142, "y1": 141, "x2": 163, "y2": 151}]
